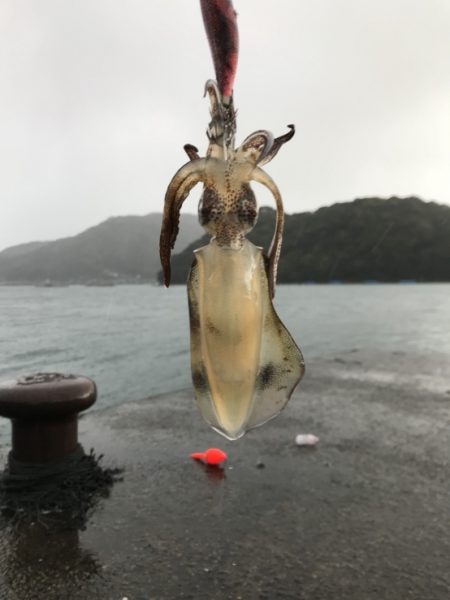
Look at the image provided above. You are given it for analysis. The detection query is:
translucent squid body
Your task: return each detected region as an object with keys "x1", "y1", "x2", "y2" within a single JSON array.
[{"x1": 159, "y1": 0, "x2": 304, "y2": 440}]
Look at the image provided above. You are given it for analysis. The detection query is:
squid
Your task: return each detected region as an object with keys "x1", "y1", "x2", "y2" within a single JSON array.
[{"x1": 159, "y1": 0, "x2": 304, "y2": 440}]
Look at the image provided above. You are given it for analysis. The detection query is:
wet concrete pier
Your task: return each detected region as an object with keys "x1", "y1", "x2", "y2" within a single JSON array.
[{"x1": 0, "y1": 350, "x2": 449, "y2": 600}]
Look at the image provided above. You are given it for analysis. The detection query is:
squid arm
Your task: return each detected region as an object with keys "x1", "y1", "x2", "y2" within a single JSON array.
[
  {"x1": 258, "y1": 125, "x2": 295, "y2": 167},
  {"x1": 160, "y1": 159, "x2": 206, "y2": 287},
  {"x1": 238, "y1": 130, "x2": 275, "y2": 165},
  {"x1": 204, "y1": 79, "x2": 236, "y2": 158},
  {"x1": 251, "y1": 167, "x2": 285, "y2": 298},
  {"x1": 183, "y1": 144, "x2": 200, "y2": 161}
]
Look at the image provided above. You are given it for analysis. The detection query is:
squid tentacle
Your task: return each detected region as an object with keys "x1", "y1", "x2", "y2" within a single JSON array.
[
  {"x1": 251, "y1": 167, "x2": 285, "y2": 298},
  {"x1": 160, "y1": 159, "x2": 207, "y2": 286}
]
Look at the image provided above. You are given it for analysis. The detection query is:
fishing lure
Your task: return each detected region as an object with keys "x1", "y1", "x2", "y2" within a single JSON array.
[
  {"x1": 160, "y1": 0, "x2": 304, "y2": 440},
  {"x1": 191, "y1": 448, "x2": 228, "y2": 466}
]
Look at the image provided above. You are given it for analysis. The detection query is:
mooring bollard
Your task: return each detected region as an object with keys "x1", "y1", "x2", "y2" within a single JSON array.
[
  {"x1": 0, "y1": 373, "x2": 121, "y2": 527},
  {"x1": 0, "y1": 373, "x2": 96, "y2": 463}
]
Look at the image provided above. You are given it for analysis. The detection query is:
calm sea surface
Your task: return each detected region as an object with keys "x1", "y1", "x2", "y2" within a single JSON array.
[{"x1": 1, "y1": 284, "x2": 449, "y2": 440}]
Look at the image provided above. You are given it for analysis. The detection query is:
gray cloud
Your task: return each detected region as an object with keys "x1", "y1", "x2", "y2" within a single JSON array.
[{"x1": 1, "y1": 0, "x2": 449, "y2": 250}]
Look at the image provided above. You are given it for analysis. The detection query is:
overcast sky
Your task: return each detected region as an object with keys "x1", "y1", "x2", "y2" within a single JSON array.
[{"x1": 1, "y1": 0, "x2": 449, "y2": 251}]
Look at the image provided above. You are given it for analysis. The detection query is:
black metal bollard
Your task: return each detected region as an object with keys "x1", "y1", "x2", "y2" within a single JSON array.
[{"x1": 0, "y1": 373, "x2": 96, "y2": 464}]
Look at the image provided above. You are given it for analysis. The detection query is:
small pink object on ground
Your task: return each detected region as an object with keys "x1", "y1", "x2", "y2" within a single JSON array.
[{"x1": 191, "y1": 448, "x2": 228, "y2": 465}]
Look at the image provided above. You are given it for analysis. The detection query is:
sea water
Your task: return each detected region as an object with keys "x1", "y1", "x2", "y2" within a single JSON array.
[{"x1": 1, "y1": 283, "x2": 449, "y2": 441}]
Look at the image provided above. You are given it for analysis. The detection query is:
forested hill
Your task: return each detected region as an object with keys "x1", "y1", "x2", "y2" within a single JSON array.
[
  {"x1": 0, "y1": 214, "x2": 202, "y2": 285},
  {"x1": 163, "y1": 197, "x2": 450, "y2": 284}
]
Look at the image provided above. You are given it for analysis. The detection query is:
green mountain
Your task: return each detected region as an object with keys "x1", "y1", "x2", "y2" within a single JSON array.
[
  {"x1": 162, "y1": 197, "x2": 450, "y2": 284},
  {"x1": 0, "y1": 213, "x2": 202, "y2": 285}
]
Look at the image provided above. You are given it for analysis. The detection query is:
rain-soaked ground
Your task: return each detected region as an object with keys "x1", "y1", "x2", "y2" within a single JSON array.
[{"x1": 0, "y1": 350, "x2": 449, "y2": 600}]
